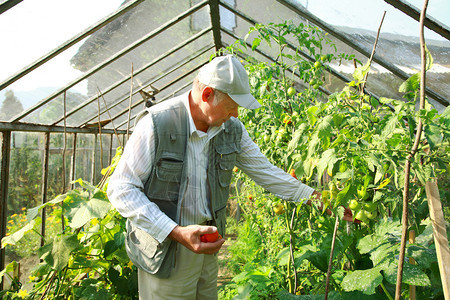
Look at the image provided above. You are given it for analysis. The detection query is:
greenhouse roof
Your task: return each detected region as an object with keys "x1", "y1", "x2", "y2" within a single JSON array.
[{"x1": 0, "y1": 0, "x2": 449, "y2": 135}]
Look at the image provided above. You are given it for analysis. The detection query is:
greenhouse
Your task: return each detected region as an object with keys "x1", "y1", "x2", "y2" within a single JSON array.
[{"x1": 0, "y1": 0, "x2": 449, "y2": 299}]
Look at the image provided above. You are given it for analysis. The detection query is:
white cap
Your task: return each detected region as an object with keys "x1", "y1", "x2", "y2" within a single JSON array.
[{"x1": 197, "y1": 55, "x2": 261, "y2": 109}]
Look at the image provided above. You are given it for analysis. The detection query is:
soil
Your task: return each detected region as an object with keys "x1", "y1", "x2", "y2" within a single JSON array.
[{"x1": 217, "y1": 234, "x2": 236, "y2": 287}]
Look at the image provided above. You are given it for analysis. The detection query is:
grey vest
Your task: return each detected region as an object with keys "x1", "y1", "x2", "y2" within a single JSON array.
[{"x1": 125, "y1": 95, "x2": 242, "y2": 278}]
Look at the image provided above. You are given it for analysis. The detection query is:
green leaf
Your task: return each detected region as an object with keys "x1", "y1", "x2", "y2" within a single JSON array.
[
  {"x1": 383, "y1": 260, "x2": 431, "y2": 286},
  {"x1": 0, "y1": 261, "x2": 18, "y2": 281},
  {"x1": 27, "y1": 194, "x2": 67, "y2": 221},
  {"x1": 399, "y1": 73, "x2": 420, "y2": 94},
  {"x1": 43, "y1": 234, "x2": 83, "y2": 271},
  {"x1": 424, "y1": 123, "x2": 442, "y2": 150},
  {"x1": 353, "y1": 60, "x2": 370, "y2": 82},
  {"x1": 104, "y1": 240, "x2": 119, "y2": 258},
  {"x1": 67, "y1": 193, "x2": 111, "y2": 229},
  {"x1": 335, "y1": 183, "x2": 355, "y2": 207},
  {"x1": 251, "y1": 38, "x2": 261, "y2": 50},
  {"x1": 305, "y1": 250, "x2": 329, "y2": 273},
  {"x1": 287, "y1": 123, "x2": 308, "y2": 152},
  {"x1": 425, "y1": 45, "x2": 434, "y2": 71},
  {"x1": 381, "y1": 115, "x2": 398, "y2": 138},
  {"x1": 1, "y1": 220, "x2": 36, "y2": 247},
  {"x1": 341, "y1": 268, "x2": 383, "y2": 295},
  {"x1": 317, "y1": 149, "x2": 337, "y2": 178},
  {"x1": 306, "y1": 106, "x2": 319, "y2": 126}
]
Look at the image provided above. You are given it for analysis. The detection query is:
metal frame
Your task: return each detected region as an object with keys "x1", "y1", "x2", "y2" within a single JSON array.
[{"x1": 0, "y1": 0, "x2": 449, "y2": 282}]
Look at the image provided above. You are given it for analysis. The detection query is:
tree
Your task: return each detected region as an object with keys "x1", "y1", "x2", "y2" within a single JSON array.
[{"x1": 0, "y1": 90, "x2": 24, "y2": 121}]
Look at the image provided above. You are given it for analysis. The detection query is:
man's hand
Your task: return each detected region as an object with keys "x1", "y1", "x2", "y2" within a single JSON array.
[{"x1": 168, "y1": 225, "x2": 225, "y2": 255}]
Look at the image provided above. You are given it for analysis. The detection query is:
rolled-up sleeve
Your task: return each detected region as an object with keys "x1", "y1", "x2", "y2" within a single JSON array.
[
  {"x1": 235, "y1": 121, "x2": 315, "y2": 201},
  {"x1": 107, "y1": 114, "x2": 177, "y2": 243}
]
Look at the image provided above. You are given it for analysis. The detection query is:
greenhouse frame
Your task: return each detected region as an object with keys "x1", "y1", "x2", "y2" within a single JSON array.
[{"x1": 0, "y1": 0, "x2": 448, "y2": 298}]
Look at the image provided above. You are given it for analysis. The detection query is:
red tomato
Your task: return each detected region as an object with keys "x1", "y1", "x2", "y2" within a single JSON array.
[{"x1": 200, "y1": 231, "x2": 222, "y2": 242}]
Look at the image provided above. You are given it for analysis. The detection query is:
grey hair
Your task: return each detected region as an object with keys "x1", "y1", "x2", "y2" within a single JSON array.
[{"x1": 193, "y1": 77, "x2": 227, "y2": 106}]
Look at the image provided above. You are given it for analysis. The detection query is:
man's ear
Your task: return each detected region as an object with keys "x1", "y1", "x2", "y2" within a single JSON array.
[{"x1": 201, "y1": 87, "x2": 214, "y2": 103}]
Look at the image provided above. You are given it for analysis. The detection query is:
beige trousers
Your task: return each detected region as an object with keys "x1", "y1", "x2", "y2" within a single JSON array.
[{"x1": 138, "y1": 244, "x2": 219, "y2": 300}]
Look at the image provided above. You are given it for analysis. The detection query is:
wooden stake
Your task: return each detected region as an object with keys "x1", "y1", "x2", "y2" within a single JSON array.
[{"x1": 425, "y1": 181, "x2": 450, "y2": 300}]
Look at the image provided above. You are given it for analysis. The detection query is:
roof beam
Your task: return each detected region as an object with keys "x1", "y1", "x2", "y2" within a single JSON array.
[
  {"x1": 0, "y1": 121, "x2": 127, "y2": 134},
  {"x1": 385, "y1": 0, "x2": 450, "y2": 41},
  {"x1": 0, "y1": 0, "x2": 22, "y2": 15},
  {"x1": 209, "y1": 0, "x2": 223, "y2": 50}
]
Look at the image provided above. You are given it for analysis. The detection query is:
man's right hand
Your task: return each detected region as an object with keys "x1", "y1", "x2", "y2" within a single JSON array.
[{"x1": 168, "y1": 225, "x2": 225, "y2": 255}]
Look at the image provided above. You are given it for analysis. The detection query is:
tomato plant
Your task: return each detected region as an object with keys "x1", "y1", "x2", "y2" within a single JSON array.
[{"x1": 219, "y1": 20, "x2": 449, "y2": 300}]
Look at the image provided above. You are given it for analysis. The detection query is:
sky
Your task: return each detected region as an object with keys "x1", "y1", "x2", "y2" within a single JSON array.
[
  {"x1": 0, "y1": 0, "x2": 123, "y2": 95},
  {"x1": 0, "y1": 0, "x2": 449, "y2": 105},
  {"x1": 297, "y1": 0, "x2": 449, "y2": 40}
]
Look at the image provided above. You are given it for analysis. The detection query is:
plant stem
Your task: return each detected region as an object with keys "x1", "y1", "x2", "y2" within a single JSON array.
[
  {"x1": 395, "y1": 0, "x2": 428, "y2": 298},
  {"x1": 381, "y1": 282, "x2": 394, "y2": 300},
  {"x1": 289, "y1": 207, "x2": 298, "y2": 292},
  {"x1": 324, "y1": 216, "x2": 339, "y2": 300}
]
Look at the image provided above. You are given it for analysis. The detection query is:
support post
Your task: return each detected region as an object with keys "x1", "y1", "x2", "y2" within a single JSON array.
[
  {"x1": 91, "y1": 134, "x2": 97, "y2": 184},
  {"x1": 41, "y1": 132, "x2": 50, "y2": 247},
  {"x1": 109, "y1": 133, "x2": 113, "y2": 165},
  {"x1": 70, "y1": 133, "x2": 77, "y2": 190},
  {"x1": 0, "y1": 131, "x2": 11, "y2": 290}
]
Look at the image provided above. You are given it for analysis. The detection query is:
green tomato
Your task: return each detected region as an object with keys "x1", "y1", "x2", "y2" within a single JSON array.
[
  {"x1": 349, "y1": 199, "x2": 360, "y2": 211},
  {"x1": 287, "y1": 87, "x2": 296, "y2": 97},
  {"x1": 313, "y1": 84, "x2": 320, "y2": 90},
  {"x1": 314, "y1": 61, "x2": 321, "y2": 68},
  {"x1": 355, "y1": 210, "x2": 368, "y2": 222},
  {"x1": 366, "y1": 210, "x2": 378, "y2": 220},
  {"x1": 309, "y1": 79, "x2": 316, "y2": 86},
  {"x1": 263, "y1": 134, "x2": 270, "y2": 143},
  {"x1": 320, "y1": 55, "x2": 327, "y2": 61},
  {"x1": 363, "y1": 202, "x2": 377, "y2": 212}
]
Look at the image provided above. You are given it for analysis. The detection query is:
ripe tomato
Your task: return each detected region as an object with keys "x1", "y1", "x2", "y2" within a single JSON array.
[
  {"x1": 200, "y1": 231, "x2": 222, "y2": 243},
  {"x1": 289, "y1": 168, "x2": 297, "y2": 179}
]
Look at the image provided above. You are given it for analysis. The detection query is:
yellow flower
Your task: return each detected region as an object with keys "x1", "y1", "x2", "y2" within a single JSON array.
[
  {"x1": 127, "y1": 261, "x2": 134, "y2": 269},
  {"x1": 8, "y1": 220, "x2": 13, "y2": 224},
  {"x1": 91, "y1": 218, "x2": 99, "y2": 226},
  {"x1": 17, "y1": 289, "x2": 28, "y2": 298},
  {"x1": 11, "y1": 214, "x2": 17, "y2": 218},
  {"x1": 29, "y1": 275, "x2": 36, "y2": 281},
  {"x1": 21, "y1": 207, "x2": 26, "y2": 211}
]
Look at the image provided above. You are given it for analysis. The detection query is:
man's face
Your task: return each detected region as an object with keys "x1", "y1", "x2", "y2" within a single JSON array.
[{"x1": 206, "y1": 94, "x2": 239, "y2": 128}]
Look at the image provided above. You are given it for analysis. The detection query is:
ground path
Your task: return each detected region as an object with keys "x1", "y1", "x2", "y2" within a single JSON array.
[{"x1": 217, "y1": 233, "x2": 237, "y2": 287}]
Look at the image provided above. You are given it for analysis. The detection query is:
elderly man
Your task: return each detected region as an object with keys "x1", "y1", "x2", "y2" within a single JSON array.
[{"x1": 107, "y1": 55, "x2": 321, "y2": 299}]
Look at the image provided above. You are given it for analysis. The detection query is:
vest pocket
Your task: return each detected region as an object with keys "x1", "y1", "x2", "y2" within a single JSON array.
[
  {"x1": 216, "y1": 143, "x2": 238, "y2": 188},
  {"x1": 218, "y1": 158, "x2": 235, "y2": 187},
  {"x1": 146, "y1": 157, "x2": 183, "y2": 202}
]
